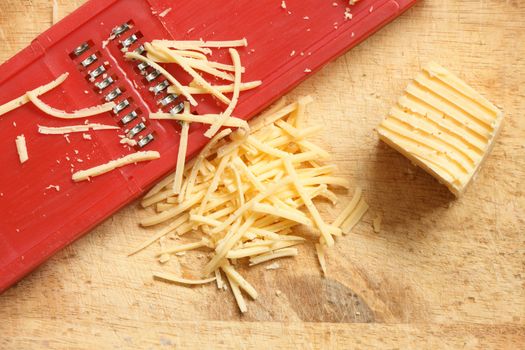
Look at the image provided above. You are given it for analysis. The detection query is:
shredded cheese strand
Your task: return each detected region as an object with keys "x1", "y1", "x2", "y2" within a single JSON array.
[
  {"x1": 167, "y1": 81, "x2": 261, "y2": 95},
  {"x1": 341, "y1": 198, "x2": 369, "y2": 234},
  {"x1": 27, "y1": 91, "x2": 115, "y2": 119},
  {"x1": 128, "y1": 213, "x2": 189, "y2": 256},
  {"x1": 154, "y1": 272, "x2": 216, "y2": 285},
  {"x1": 150, "y1": 112, "x2": 248, "y2": 129},
  {"x1": 249, "y1": 248, "x2": 299, "y2": 266},
  {"x1": 153, "y1": 38, "x2": 248, "y2": 50},
  {"x1": 153, "y1": 45, "x2": 231, "y2": 105},
  {"x1": 204, "y1": 48, "x2": 243, "y2": 138},
  {"x1": 173, "y1": 103, "x2": 191, "y2": 194},
  {"x1": 333, "y1": 187, "x2": 363, "y2": 227},
  {"x1": 0, "y1": 73, "x2": 69, "y2": 117},
  {"x1": 72, "y1": 151, "x2": 160, "y2": 182},
  {"x1": 38, "y1": 123, "x2": 119, "y2": 135},
  {"x1": 125, "y1": 51, "x2": 197, "y2": 106},
  {"x1": 283, "y1": 157, "x2": 335, "y2": 247}
]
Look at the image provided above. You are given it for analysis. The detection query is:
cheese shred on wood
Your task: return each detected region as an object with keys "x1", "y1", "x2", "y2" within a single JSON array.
[{"x1": 133, "y1": 98, "x2": 368, "y2": 313}]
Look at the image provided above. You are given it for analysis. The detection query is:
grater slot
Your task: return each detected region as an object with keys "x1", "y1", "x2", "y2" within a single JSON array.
[
  {"x1": 145, "y1": 69, "x2": 161, "y2": 82},
  {"x1": 127, "y1": 122, "x2": 146, "y2": 138},
  {"x1": 121, "y1": 34, "x2": 139, "y2": 50},
  {"x1": 111, "y1": 21, "x2": 133, "y2": 39},
  {"x1": 137, "y1": 133, "x2": 155, "y2": 148},
  {"x1": 87, "y1": 64, "x2": 107, "y2": 81},
  {"x1": 95, "y1": 76, "x2": 115, "y2": 91},
  {"x1": 134, "y1": 45, "x2": 146, "y2": 55},
  {"x1": 105, "y1": 87, "x2": 123, "y2": 102},
  {"x1": 113, "y1": 99, "x2": 131, "y2": 114},
  {"x1": 150, "y1": 80, "x2": 169, "y2": 95},
  {"x1": 137, "y1": 61, "x2": 149, "y2": 72},
  {"x1": 69, "y1": 41, "x2": 92, "y2": 58},
  {"x1": 169, "y1": 102, "x2": 185, "y2": 115},
  {"x1": 158, "y1": 94, "x2": 178, "y2": 107},
  {"x1": 121, "y1": 110, "x2": 139, "y2": 125},
  {"x1": 80, "y1": 53, "x2": 99, "y2": 68}
]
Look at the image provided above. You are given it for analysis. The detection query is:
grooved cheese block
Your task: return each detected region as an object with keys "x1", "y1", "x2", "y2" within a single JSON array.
[{"x1": 377, "y1": 62, "x2": 504, "y2": 196}]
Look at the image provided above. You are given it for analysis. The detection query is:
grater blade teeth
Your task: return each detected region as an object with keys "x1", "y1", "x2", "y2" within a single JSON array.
[
  {"x1": 158, "y1": 94, "x2": 178, "y2": 107},
  {"x1": 121, "y1": 110, "x2": 139, "y2": 125},
  {"x1": 113, "y1": 99, "x2": 131, "y2": 114},
  {"x1": 72, "y1": 42, "x2": 90, "y2": 57},
  {"x1": 127, "y1": 122, "x2": 146, "y2": 138},
  {"x1": 80, "y1": 53, "x2": 98, "y2": 68},
  {"x1": 121, "y1": 34, "x2": 139, "y2": 49},
  {"x1": 111, "y1": 22, "x2": 131, "y2": 38},
  {"x1": 169, "y1": 102, "x2": 185, "y2": 115},
  {"x1": 105, "y1": 87, "x2": 122, "y2": 102},
  {"x1": 137, "y1": 133, "x2": 155, "y2": 148},
  {"x1": 88, "y1": 65, "x2": 107, "y2": 80},
  {"x1": 96, "y1": 76, "x2": 114, "y2": 91},
  {"x1": 151, "y1": 80, "x2": 169, "y2": 95}
]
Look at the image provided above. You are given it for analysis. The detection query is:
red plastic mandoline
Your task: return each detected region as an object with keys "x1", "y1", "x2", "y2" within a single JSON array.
[{"x1": 0, "y1": 0, "x2": 417, "y2": 292}]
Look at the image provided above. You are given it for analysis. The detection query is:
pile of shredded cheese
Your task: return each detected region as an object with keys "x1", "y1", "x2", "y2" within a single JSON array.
[{"x1": 132, "y1": 97, "x2": 368, "y2": 313}]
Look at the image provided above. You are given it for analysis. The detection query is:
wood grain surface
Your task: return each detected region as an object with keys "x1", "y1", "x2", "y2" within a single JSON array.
[{"x1": 1, "y1": 0, "x2": 524, "y2": 349}]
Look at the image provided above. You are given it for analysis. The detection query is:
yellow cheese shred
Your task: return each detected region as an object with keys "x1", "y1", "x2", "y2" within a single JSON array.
[
  {"x1": 72, "y1": 150, "x2": 160, "y2": 182},
  {"x1": 173, "y1": 103, "x2": 191, "y2": 194},
  {"x1": 225, "y1": 271, "x2": 247, "y2": 313},
  {"x1": 204, "y1": 48, "x2": 243, "y2": 138},
  {"x1": 125, "y1": 51, "x2": 197, "y2": 106},
  {"x1": 38, "y1": 123, "x2": 119, "y2": 135},
  {"x1": 249, "y1": 248, "x2": 298, "y2": 266},
  {"x1": 167, "y1": 81, "x2": 261, "y2": 95},
  {"x1": 341, "y1": 198, "x2": 369, "y2": 234},
  {"x1": 152, "y1": 38, "x2": 248, "y2": 51},
  {"x1": 333, "y1": 187, "x2": 362, "y2": 227},
  {"x1": 154, "y1": 272, "x2": 216, "y2": 285},
  {"x1": 151, "y1": 44, "x2": 231, "y2": 105},
  {"x1": 150, "y1": 112, "x2": 248, "y2": 129},
  {"x1": 0, "y1": 73, "x2": 68, "y2": 118},
  {"x1": 27, "y1": 91, "x2": 116, "y2": 119},
  {"x1": 315, "y1": 243, "x2": 327, "y2": 275}
]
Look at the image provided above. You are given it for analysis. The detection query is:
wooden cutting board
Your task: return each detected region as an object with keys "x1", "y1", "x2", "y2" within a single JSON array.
[{"x1": 1, "y1": 0, "x2": 524, "y2": 348}]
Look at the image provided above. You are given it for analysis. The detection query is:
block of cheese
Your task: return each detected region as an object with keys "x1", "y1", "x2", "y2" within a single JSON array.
[{"x1": 377, "y1": 62, "x2": 504, "y2": 196}]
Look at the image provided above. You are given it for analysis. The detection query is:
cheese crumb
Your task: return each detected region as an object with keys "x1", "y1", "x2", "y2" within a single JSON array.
[
  {"x1": 344, "y1": 8, "x2": 353, "y2": 20},
  {"x1": 281, "y1": 1, "x2": 287, "y2": 9},
  {"x1": 158, "y1": 8, "x2": 172, "y2": 17},
  {"x1": 120, "y1": 137, "x2": 138, "y2": 147},
  {"x1": 15, "y1": 135, "x2": 28, "y2": 164},
  {"x1": 265, "y1": 262, "x2": 281, "y2": 270},
  {"x1": 46, "y1": 185, "x2": 61, "y2": 192},
  {"x1": 373, "y1": 214, "x2": 382, "y2": 233}
]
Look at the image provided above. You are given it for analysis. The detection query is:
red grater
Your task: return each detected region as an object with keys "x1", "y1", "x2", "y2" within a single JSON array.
[{"x1": 0, "y1": 0, "x2": 418, "y2": 292}]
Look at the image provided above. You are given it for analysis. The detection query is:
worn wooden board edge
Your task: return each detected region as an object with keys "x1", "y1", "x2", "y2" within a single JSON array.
[{"x1": 1, "y1": 321, "x2": 524, "y2": 349}]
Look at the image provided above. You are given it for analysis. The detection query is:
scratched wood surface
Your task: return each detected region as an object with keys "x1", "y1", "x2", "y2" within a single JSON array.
[{"x1": 1, "y1": 0, "x2": 524, "y2": 349}]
